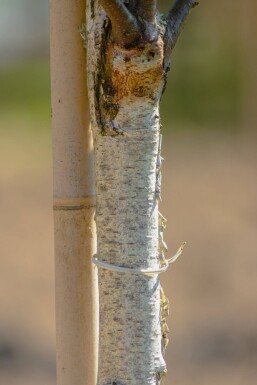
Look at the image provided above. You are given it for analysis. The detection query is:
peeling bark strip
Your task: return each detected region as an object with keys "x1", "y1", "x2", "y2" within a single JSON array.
[{"x1": 84, "y1": 1, "x2": 197, "y2": 384}]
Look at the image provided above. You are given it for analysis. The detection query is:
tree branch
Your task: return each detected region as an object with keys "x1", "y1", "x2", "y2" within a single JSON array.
[
  {"x1": 165, "y1": 0, "x2": 198, "y2": 52},
  {"x1": 136, "y1": 0, "x2": 158, "y2": 42},
  {"x1": 100, "y1": 0, "x2": 141, "y2": 46},
  {"x1": 137, "y1": 0, "x2": 157, "y2": 23}
]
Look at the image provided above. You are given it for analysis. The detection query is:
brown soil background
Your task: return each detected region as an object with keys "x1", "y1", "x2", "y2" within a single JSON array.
[{"x1": 1, "y1": 128, "x2": 256, "y2": 385}]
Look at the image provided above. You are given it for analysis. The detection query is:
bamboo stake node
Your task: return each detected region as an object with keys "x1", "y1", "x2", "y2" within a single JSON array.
[{"x1": 53, "y1": 196, "x2": 96, "y2": 210}]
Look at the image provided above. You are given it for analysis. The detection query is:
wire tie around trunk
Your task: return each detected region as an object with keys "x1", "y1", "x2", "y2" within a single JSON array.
[{"x1": 92, "y1": 243, "x2": 186, "y2": 276}]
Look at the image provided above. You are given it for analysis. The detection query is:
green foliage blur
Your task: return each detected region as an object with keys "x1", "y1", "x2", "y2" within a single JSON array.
[
  {"x1": 161, "y1": 24, "x2": 242, "y2": 131},
  {"x1": 0, "y1": 0, "x2": 245, "y2": 133},
  {"x1": 160, "y1": 0, "x2": 243, "y2": 131},
  {"x1": 0, "y1": 60, "x2": 51, "y2": 129}
]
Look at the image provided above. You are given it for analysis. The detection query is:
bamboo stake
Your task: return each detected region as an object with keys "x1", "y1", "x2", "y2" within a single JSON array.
[{"x1": 50, "y1": 1, "x2": 98, "y2": 385}]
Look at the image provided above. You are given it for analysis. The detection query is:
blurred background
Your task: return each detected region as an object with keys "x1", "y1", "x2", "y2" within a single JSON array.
[{"x1": 0, "y1": 0, "x2": 256, "y2": 384}]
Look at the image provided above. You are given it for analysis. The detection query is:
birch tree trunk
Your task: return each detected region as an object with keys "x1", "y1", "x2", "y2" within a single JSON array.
[
  {"x1": 84, "y1": 1, "x2": 197, "y2": 384},
  {"x1": 50, "y1": 1, "x2": 98, "y2": 384}
]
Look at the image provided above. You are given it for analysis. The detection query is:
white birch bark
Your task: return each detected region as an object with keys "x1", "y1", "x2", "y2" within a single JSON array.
[{"x1": 83, "y1": 1, "x2": 197, "y2": 384}]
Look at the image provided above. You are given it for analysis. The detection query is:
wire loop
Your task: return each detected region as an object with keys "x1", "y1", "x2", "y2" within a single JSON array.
[{"x1": 92, "y1": 242, "x2": 186, "y2": 276}]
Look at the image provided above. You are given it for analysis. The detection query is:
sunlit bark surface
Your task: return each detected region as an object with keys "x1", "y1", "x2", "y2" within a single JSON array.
[{"x1": 84, "y1": 1, "x2": 197, "y2": 384}]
